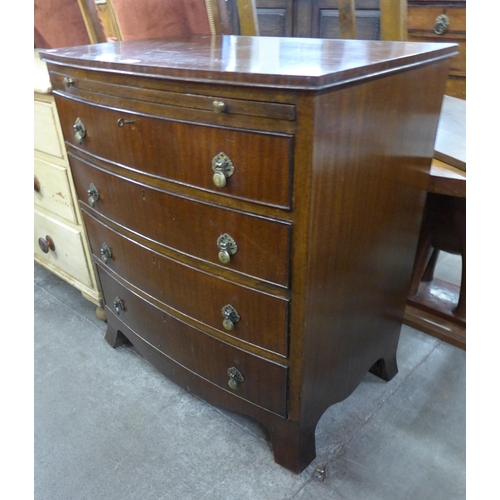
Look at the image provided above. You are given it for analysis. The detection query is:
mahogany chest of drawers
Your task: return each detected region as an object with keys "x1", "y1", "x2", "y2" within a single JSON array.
[{"x1": 42, "y1": 35, "x2": 456, "y2": 473}]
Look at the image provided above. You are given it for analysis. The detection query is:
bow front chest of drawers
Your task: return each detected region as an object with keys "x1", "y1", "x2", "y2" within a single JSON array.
[{"x1": 42, "y1": 36, "x2": 456, "y2": 473}]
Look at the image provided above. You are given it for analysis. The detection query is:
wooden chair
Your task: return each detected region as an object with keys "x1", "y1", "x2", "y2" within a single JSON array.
[
  {"x1": 34, "y1": 0, "x2": 108, "y2": 48},
  {"x1": 104, "y1": 0, "x2": 258, "y2": 41},
  {"x1": 337, "y1": 0, "x2": 407, "y2": 41}
]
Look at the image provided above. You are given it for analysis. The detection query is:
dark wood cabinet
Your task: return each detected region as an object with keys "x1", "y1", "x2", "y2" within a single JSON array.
[
  {"x1": 226, "y1": 0, "x2": 382, "y2": 38},
  {"x1": 42, "y1": 35, "x2": 456, "y2": 473}
]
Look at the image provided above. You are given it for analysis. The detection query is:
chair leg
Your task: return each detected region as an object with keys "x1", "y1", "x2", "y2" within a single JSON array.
[
  {"x1": 422, "y1": 248, "x2": 440, "y2": 282},
  {"x1": 408, "y1": 230, "x2": 432, "y2": 297}
]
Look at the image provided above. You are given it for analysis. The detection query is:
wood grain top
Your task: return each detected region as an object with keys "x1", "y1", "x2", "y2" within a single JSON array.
[
  {"x1": 434, "y1": 95, "x2": 466, "y2": 171},
  {"x1": 40, "y1": 35, "x2": 458, "y2": 90}
]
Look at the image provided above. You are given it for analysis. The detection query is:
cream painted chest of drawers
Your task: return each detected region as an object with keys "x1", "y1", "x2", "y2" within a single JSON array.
[
  {"x1": 34, "y1": 50, "x2": 103, "y2": 317},
  {"x1": 42, "y1": 36, "x2": 456, "y2": 472}
]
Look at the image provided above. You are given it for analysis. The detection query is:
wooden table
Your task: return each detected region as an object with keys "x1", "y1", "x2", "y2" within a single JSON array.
[{"x1": 404, "y1": 95, "x2": 466, "y2": 349}]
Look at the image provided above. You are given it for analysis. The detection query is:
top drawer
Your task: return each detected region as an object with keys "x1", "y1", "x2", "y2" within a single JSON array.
[{"x1": 52, "y1": 84, "x2": 294, "y2": 209}]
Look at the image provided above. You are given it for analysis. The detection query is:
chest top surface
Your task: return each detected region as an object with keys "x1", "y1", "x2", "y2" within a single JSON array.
[{"x1": 41, "y1": 35, "x2": 457, "y2": 90}]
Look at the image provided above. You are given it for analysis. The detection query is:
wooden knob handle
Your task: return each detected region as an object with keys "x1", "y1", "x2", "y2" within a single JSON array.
[
  {"x1": 34, "y1": 176, "x2": 41, "y2": 193},
  {"x1": 38, "y1": 235, "x2": 55, "y2": 254}
]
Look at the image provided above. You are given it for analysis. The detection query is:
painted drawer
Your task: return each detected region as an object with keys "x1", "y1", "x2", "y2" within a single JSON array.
[
  {"x1": 34, "y1": 209, "x2": 92, "y2": 287},
  {"x1": 34, "y1": 157, "x2": 78, "y2": 224},
  {"x1": 34, "y1": 98, "x2": 66, "y2": 160}
]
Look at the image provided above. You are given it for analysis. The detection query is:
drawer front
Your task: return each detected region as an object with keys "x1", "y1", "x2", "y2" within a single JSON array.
[
  {"x1": 99, "y1": 266, "x2": 288, "y2": 417},
  {"x1": 34, "y1": 157, "x2": 77, "y2": 224},
  {"x1": 71, "y1": 156, "x2": 291, "y2": 287},
  {"x1": 50, "y1": 69, "x2": 296, "y2": 122},
  {"x1": 407, "y1": 7, "x2": 466, "y2": 75},
  {"x1": 83, "y1": 211, "x2": 289, "y2": 356},
  {"x1": 34, "y1": 209, "x2": 92, "y2": 287},
  {"x1": 34, "y1": 98, "x2": 65, "y2": 160},
  {"x1": 407, "y1": 7, "x2": 466, "y2": 34},
  {"x1": 55, "y1": 96, "x2": 293, "y2": 209}
]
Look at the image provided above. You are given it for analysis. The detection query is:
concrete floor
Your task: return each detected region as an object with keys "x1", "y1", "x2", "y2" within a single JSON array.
[{"x1": 34, "y1": 253, "x2": 465, "y2": 500}]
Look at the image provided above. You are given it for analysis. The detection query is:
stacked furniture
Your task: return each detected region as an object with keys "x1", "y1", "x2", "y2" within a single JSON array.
[
  {"x1": 405, "y1": 95, "x2": 466, "y2": 349},
  {"x1": 34, "y1": 50, "x2": 104, "y2": 318},
  {"x1": 42, "y1": 35, "x2": 456, "y2": 472}
]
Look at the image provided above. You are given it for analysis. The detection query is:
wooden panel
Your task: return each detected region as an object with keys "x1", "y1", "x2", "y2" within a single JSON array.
[
  {"x1": 434, "y1": 95, "x2": 465, "y2": 171},
  {"x1": 34, "y1": 209, "x2": 92, "y2": 287},
  {"x1": 83, "y1": 211, "x2": 290, "y2": 355},
  {"x1": 318, "y1": 9, "x2": 380, "y2": 39},
  {"x1": 70, "y1": 155, "x2": 292, "y2": 287},
  {"x1": 256, "y1": 0, "x2": 294, "y2": 36},
  {"x1": 312, "y1": 0, "x2": 381, "y2": 39},
  {"x1": 99, "y1": 266, "x2": 289, "y2": 417},
  {"x1": 297, "y1": 58, "x2": 451, "y2": 425},
  {"x1": 54, "y1": 96, "x2": 294, "y2": 209},
  {"x1": 34, "y1": 99, "x2": 65, "y2": 159},
  {"x1": 34, "y1": 157, "x2": 78, "y2": 224},
  {"x1": 257, "y1": 8, "x2": 288, "y2": 36}
]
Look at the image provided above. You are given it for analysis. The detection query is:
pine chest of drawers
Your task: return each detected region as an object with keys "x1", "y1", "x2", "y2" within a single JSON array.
[
  {"x1": 34, "y1": 50, "x2": 103, "y2": 315},
  {"x1": 42, "y1": 35, "x2": 456, "y2": 473}
]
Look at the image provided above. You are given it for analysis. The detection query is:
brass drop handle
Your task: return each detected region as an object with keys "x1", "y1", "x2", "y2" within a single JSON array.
[
  {"x1": 100, "y1": 243, "x2": 112, "y2": 263},
  {"x1": 63, "y1": 76, "x2": 75, "y2": 87},
  {"x1": 217, "y1": 233, "x2": 238, "y2": 264},
  {"x1": 222, "y1": 304, "x2": 240, "y2": 331},
  {"x1": 34, "y1": 175, "x2": 41, "y2": 193},
  {"x1": 113, "y1": 297, "x2": 125, "y2": 314},
  {"x1": 73, "y1": 117, "x2": 86, "y2": 144},
  {"x1": 227, "y1": 367, "x2": 244, "y2": 390},
  {"x1": 87, "y1": 183, "x2": 100, "y2": 207},
  {"x1": 434, "y1": 13, "x2": 450, "y2": 35},
  {"x1": 212, "y1": 152, "x2": 235, "y2": 188},
  {"x1": 212, "y1": 100, "x2": 226, "y2": 114},
  {"x1": 38, "y1": 235, "x2": 55, "y2": 254}
]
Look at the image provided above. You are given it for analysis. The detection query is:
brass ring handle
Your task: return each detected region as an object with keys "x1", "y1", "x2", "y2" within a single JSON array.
[
  {"x1": 38, "y1": 235, "x2": 55, "y2": 254},
  {"x1": 34, "y1": 175, "x2": 41, "y2": 193},
  {"x1": 212, "y1": 152, "x2": 235, "y2": 188},
  {"x1": 227, "y1": 367, "x2": 244, "y2": 390},
  {"x1": 73, "y1": 117, "x2": 86, "y2": 144},
  {"x1": 222, "y1": 304, "x2": 240, "y2": 331},
  {"x1": 63, "y1": 76, "x2": 75, "y2": 87},
  {"x1": 87, "y1": 183, "x2": 100, "y2": 207},
  {"x1": 212, "y1": 100, "x2": 226, "y2": 114},
  {"x1": 434, "y1": 13, "x2": 450, "y2": 35},
  {"x1": 113, "y1": 297, "x2": 125, "y2": 314},
  {"x1": 100, "y1": 243, "x2": 112, "y2": 263},
  {"x1": 217, "y1": 233, "x2": 238, "y2": 264}
]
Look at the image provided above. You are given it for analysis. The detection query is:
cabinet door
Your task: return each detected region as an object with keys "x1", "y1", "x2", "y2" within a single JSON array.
[
  {"x1": 255, "y1": 0, "x2": 294, "y2": 36},
  {"x1": 311, "y1": 0, "x2": 381, "y2": 39},
  {"x1": 250, "y1": 0, "x2": 382, "y2": 39}
]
